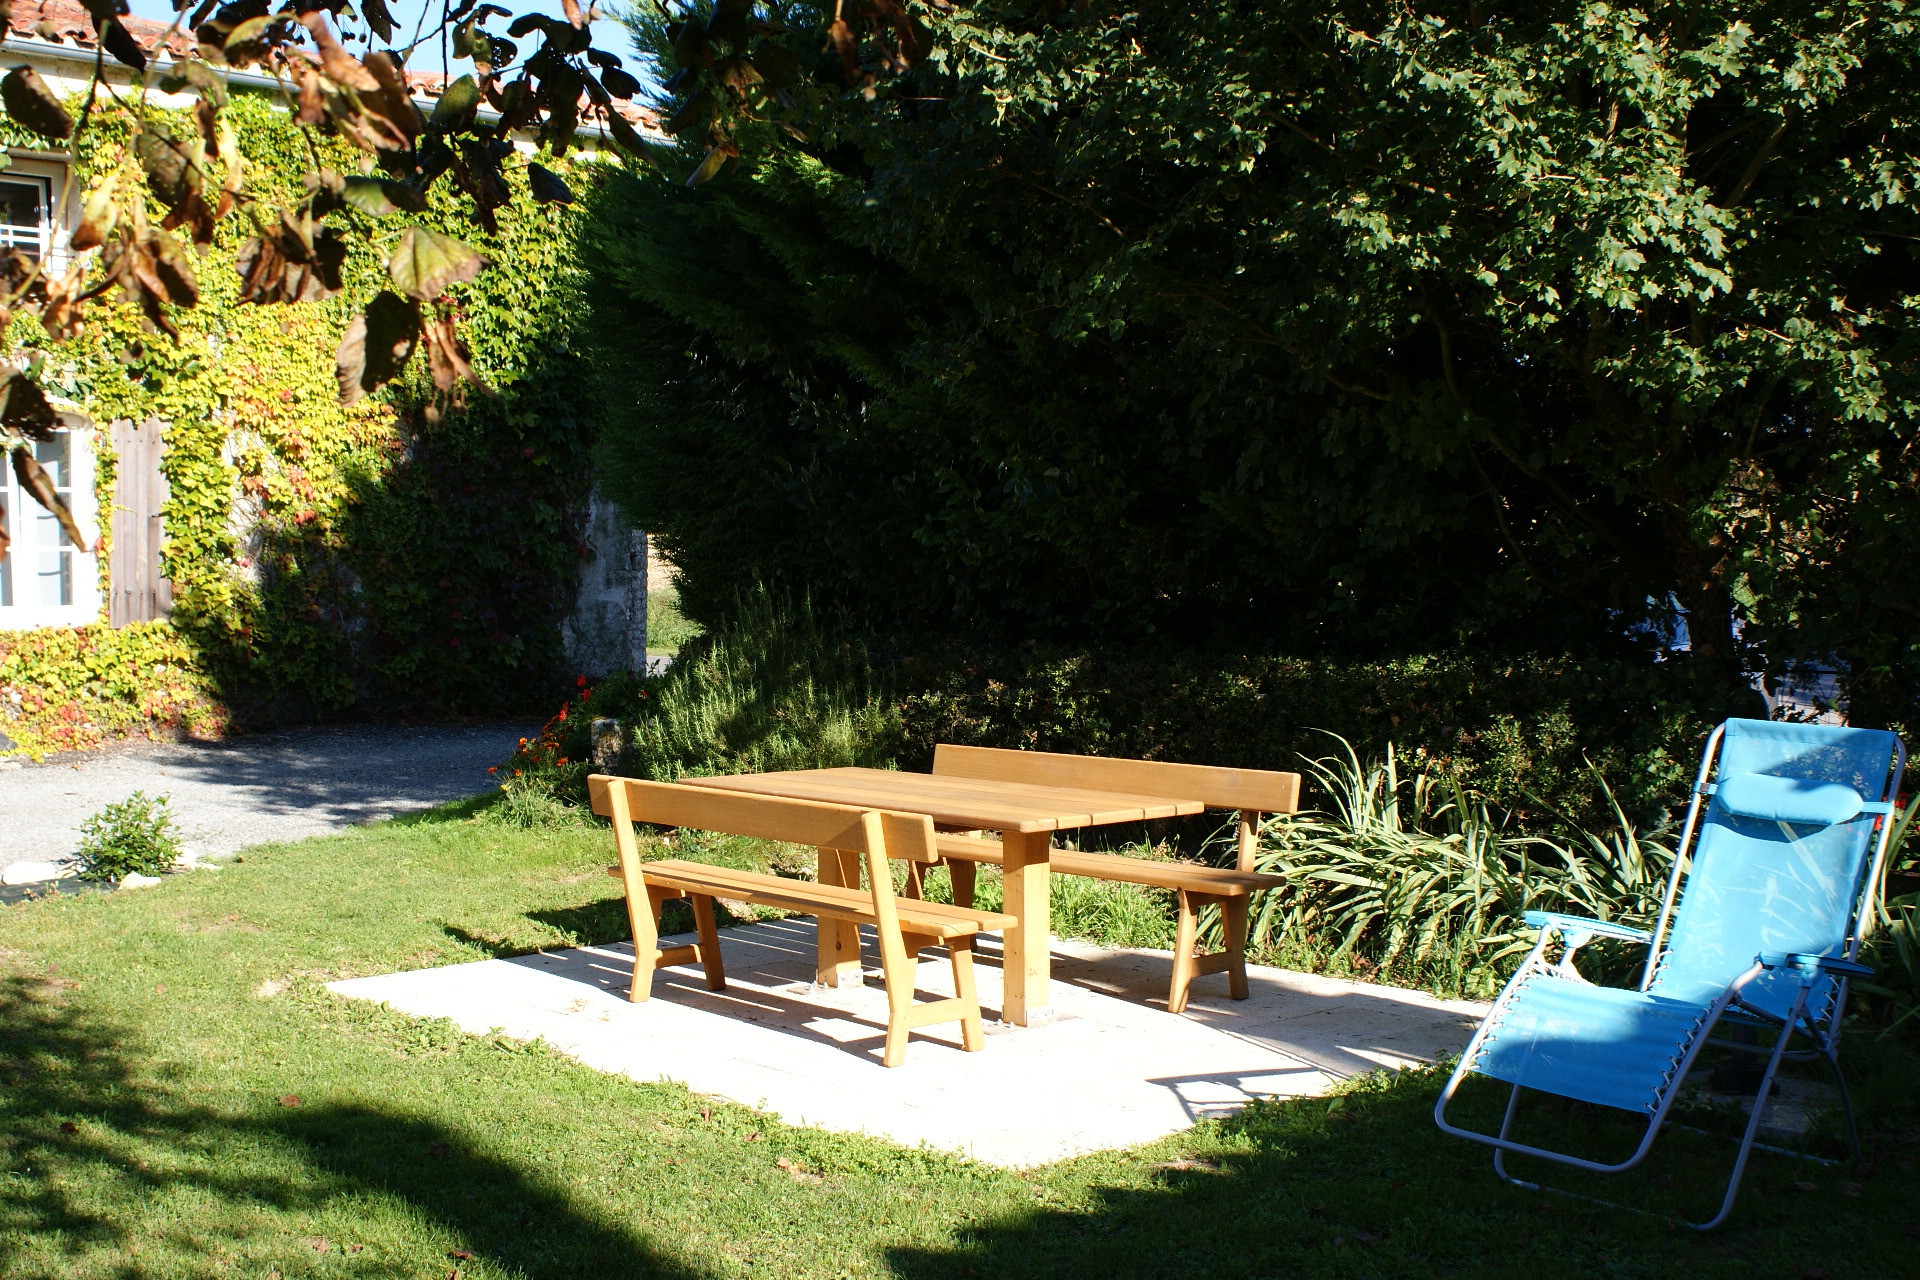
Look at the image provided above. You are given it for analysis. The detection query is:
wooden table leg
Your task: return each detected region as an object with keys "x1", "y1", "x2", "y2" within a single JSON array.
[
  {"x1": 815, "y1": 846, "x2": 864, "y2": 988},
  {"x1": 999, "y1": 829, "x2": 1053, "y2": 1026}
]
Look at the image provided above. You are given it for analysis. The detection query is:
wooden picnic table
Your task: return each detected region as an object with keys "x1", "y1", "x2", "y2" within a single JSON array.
[{"x1": 680, "y1": 767, "x2": 1205, "y2": 1025}]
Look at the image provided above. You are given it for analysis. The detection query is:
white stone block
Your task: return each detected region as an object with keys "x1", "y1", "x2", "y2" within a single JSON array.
[{"x1": 2, "y1": 860, "x2": 71, "y2": 885}]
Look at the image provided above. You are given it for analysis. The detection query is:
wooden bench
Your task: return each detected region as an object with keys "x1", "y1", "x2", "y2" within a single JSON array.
[
  {"x1": 926, "y1": 745, "x2": 1300, "y2": 1014},
  {"x1": 589, "y1": 774, "x2": 1017, "y2": 1067}
]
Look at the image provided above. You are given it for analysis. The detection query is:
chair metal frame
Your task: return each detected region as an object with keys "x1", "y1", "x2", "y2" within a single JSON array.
[{"x1": 1434, "y1": 721, "x2": 1906, "y2": 1230}]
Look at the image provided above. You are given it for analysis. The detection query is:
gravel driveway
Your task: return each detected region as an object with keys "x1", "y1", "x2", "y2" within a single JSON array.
[{"x1": 0, "y1": 722, "x2": 540, "y2": 873}]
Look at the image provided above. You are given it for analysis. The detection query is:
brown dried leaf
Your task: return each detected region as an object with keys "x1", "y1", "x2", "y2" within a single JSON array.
[
  {"x1": 293, "y1": 60, "x2": 324, "y2": 124},
  {"x1": 149, "y1": 230, "x2": 198, "y2": 307},
  {"x1": 1, "y1": 67, "x2": 72, "y2": 140},
  {"x1": 235, "y1": 218, "x2": 345, "y2": 304},
  {"x1": 71, "y1": 170, "x2": 119, "y2": 252},
  {"x1": 300, "y1": 12, "x2": 379, "y2": 92},
  {"x1": 362, "y1": 51, "x2": 422, "y2": 143},
  {"x1": 135, "y1": 126, "x2": 201, "y2": 209},
  {"x1": 604, "y1": 108, "x2": 652, "y2": 162},
  {"x1": 421, "y1": 310, "x2": 480, "y2": 393},
  {"x1": 335, "y1": 290, "x2": 419, "y2": 405},
  {"x1": 12, "y1": 441, "x2": 95, "y2": 550},
  {"x1": 99, "y1": 16, "x2": 147, "y2": 70},
  {"x1": 213, "y1": 116, "x2": 243, "y2": 220}
]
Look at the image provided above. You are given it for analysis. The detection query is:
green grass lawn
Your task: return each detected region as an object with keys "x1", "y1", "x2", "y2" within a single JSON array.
[{"x1": 2, "y1": 801, "x2": 1917, "y2": 1279}]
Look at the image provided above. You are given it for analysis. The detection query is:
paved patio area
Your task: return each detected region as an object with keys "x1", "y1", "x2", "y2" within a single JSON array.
[{"x1": 332, "y1": 921, "x2": 1486, "y2": 1167}]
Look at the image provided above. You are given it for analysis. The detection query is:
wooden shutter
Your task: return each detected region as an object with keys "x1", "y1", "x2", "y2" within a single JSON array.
[{"x1": 109, "y1": 418, "x2": 172, "y2": 627}]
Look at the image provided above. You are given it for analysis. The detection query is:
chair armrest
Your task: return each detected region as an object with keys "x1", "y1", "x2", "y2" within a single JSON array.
[
  {"x1": 1522, "y1": 911, "x2": 1653, "y2": 944},
  {"x1": 1758, "y1": 952, "x2": 1873, "y2": 979}
]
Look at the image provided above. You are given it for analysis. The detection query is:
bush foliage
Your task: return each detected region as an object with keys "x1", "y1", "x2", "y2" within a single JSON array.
[
  {"x1": 73, "y1": 790, "x2": 183, "y2": 882},
  {"x1": 503, "y1": 594, "x2": 1727, "y2": 832}
]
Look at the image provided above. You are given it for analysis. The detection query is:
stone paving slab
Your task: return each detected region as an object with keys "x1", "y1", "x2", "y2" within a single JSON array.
[{"x1": 331, "y1": 920, "x2": 1487, "y2": 1167}]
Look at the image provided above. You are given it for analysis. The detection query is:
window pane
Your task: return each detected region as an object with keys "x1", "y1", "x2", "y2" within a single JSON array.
[
  {"x1": 37, "y1": 546, "x2": 70, "y2": 606},
  {"x1": 0, "y1": 497, "x2": 11, "y2": 608},
  {"x1": 32, "y1": 434, "x2": 72, "y2": 549},
  {"x1": 34, "y1": 433, "x2": 69, "y2": 488},
  {"x1": 0, "y1": 178, "x2": 48, "y2": 257}
]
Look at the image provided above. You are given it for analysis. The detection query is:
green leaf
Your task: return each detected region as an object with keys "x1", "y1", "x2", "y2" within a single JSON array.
[
  {"x1": 341, "y1": 176, "x2": 426, "y2": 217},
  {"x1": 388, "y1": 225, "x2": 485, "y2": 300},
  {"x1": 431, "y1": 74, "x2": 482, "y2": 130},
  {"x1": 1, "y1": 66, "x2": 72, "y2": 141},
  {"x1": 686, "y1": 144, "x2": 732, "y2": 188}
]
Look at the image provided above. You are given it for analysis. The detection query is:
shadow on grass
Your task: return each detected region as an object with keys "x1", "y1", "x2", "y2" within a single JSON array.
[
  {"x1": 0, "y1": 971, "x2": 713, "y2": 1279},
  {"x1": 879, "y1": 1067, "x2": 1914, "y2": 1280}
]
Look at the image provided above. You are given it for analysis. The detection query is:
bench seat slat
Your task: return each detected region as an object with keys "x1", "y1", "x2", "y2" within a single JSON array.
[
  {"x1": 618, "y1": 858, "x2": 1017, "y2": 938},
  {"x1": 934, "y1": 834, "x2": 1283, "y2": 896}
]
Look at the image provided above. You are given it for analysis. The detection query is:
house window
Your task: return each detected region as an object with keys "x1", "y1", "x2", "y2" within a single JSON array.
[
  {"x1": 0, "y1": 174, "x2": 51, "y2": 259},
  {"x1": 0, "y1": 425, "x2": 101, "y2": 629}
]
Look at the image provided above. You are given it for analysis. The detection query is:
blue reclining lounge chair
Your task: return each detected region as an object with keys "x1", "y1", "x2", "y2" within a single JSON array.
[{"x1": 1434, "y1": 718, "x2": 1906, "y2": 1229}]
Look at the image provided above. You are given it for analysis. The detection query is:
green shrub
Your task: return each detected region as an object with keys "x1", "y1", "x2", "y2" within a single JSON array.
[
  {"x1": 74, "y1": 791, "x2": 184, "y2": 882},
  {"x1": 498, "y1": 592, "x2": 902, "y2": 804},
  {"x1": 506, "y1": 597, "x2": 1732, "y2": 831},
  {"x1": 1245, "y1": 739, "x2": 1677, "y2": 998}
]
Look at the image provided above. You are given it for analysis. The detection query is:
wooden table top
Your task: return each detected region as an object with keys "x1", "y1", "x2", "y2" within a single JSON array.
[{"x1": 679, "y1": 767, "x2": 1205, "y2": 833}]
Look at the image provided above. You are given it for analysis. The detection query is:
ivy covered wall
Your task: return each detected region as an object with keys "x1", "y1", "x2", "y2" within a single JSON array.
[{"x1": 0, "y1": 90, "x2": 606, "y2": 758}]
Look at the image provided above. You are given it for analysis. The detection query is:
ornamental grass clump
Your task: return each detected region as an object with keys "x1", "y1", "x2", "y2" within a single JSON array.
[
  {"x1": 1248, "y1": 736, "x2": 1677, "y2": 999},
  {"x1": 74, "y1": 791, "x2": 183, "y2": 882}
]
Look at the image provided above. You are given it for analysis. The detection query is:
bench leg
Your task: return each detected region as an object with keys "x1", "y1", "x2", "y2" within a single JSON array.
[
  {"x1": 879, "y1": 927, "x2": 924, "y2": 1068},
  {"x1": 628, "y1": 884, "x2": 679, "y2": 1003},
  {"x1": 946, "y1": 858, "x2": 977, "y2": 910},
  {"x1": 815, "y1": 847, "x2": 865, "y2": 988},
  {"x1": 948, "y1": 935, "x2": 985, "y2": 1052},
  {"x1": 1222, "y1": 894, "x2": 1250, "y2": 1001},
  {"x1": 902, "y1": 861, "x2": 926, "y2": 901},
  {"x1": 690, "y1": 893, "x2": 727, "y2": 992},
  {"x1": 1169, "y1": 888, "x2": 1199, "y2": 1014}
]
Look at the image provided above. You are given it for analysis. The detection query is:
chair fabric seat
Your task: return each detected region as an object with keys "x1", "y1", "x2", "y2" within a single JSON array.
[{"x1": 1469, "y1": 975, "x2": 1715, "y2": 1115}]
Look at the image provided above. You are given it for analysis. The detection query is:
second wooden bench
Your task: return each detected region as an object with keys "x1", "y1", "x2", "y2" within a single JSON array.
[{"x1": 926, "y1": 745, "x2": 1299, "y2": 1014}]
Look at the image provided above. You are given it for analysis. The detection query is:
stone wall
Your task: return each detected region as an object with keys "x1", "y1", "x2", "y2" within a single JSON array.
[{"x1": 561, "y1": 493, "x2": 647, "y2": 678}]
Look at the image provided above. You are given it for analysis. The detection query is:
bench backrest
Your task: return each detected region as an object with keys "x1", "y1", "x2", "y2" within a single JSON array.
[
  {"x1": 932, "y1": 745, "x2": 1300, "y2": 815},
  {"x1": 588, "y1": 775, "x2": 940, "y2": 863},
  {"x1": 931, "y1": 745, "x2": 1299, "y2": 872}
]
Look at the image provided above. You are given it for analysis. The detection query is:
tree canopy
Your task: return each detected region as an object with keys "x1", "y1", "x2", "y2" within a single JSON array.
[{"x1": 595, "y1": 0, "x2": 1919, "y2": 726}]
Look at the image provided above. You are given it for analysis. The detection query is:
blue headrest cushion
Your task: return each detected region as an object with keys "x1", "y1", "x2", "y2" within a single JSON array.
[{"x1": 1714, "y1": 772, "x2": 1865, "y2": 826}]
